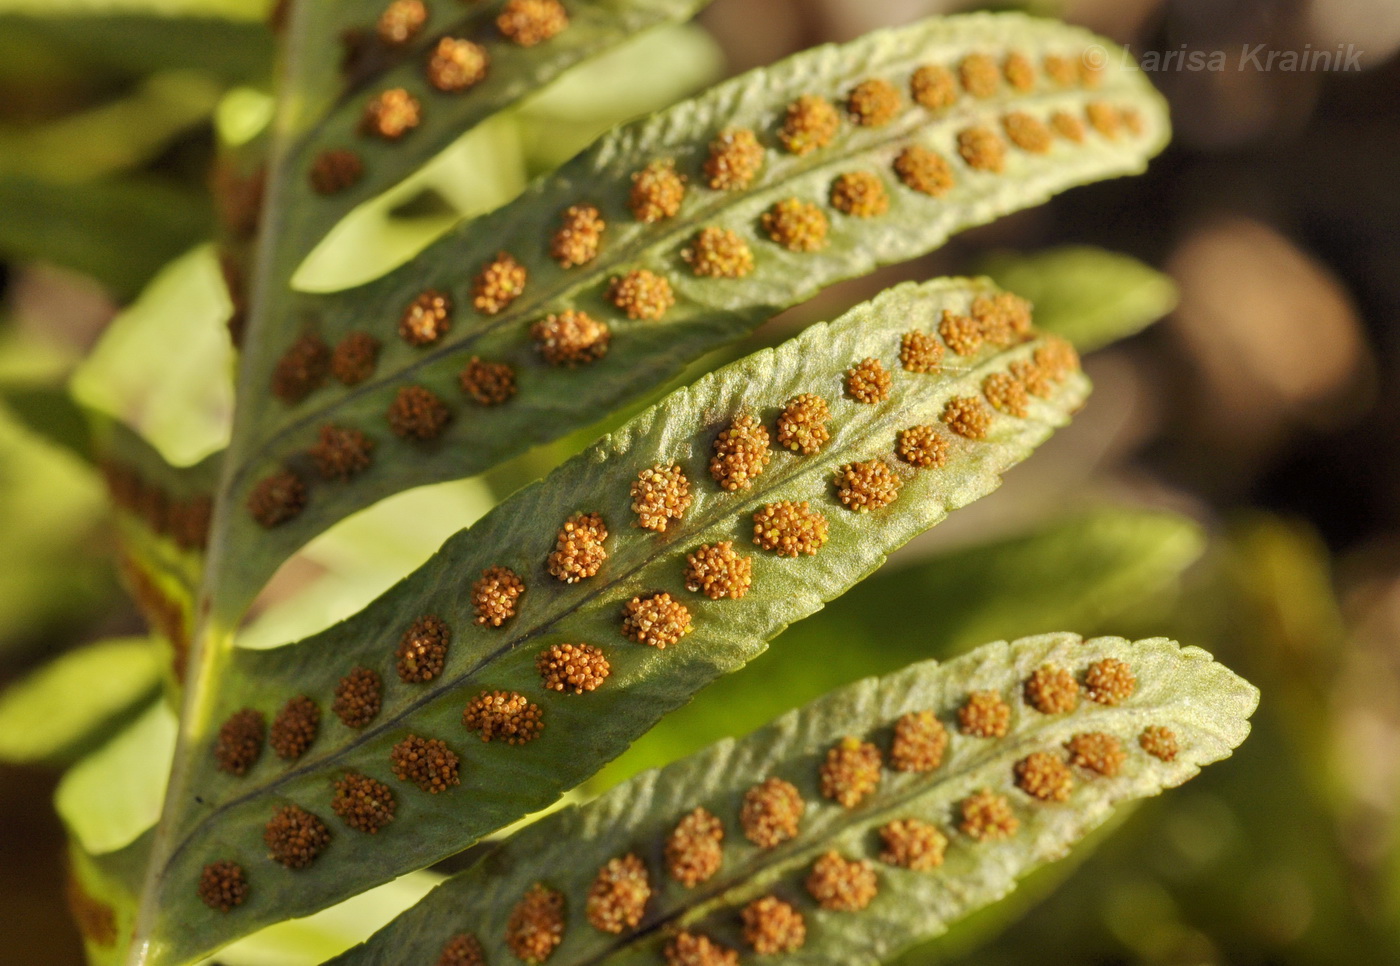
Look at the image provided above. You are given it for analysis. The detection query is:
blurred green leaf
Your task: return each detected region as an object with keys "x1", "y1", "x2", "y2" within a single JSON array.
[
  {"x1": 601, "y1": 507, "x2": 1206, "y2": 784},
  {"x1": 56, "y1": 701, "x2": 177, "y2": 856},
  {"x1": 70, "y1": 244, "x2": 234, "y2": 466},
  {"x1": 0, "y1": 177, "x2": 213, "y2": 299},
  {"x1": 0, "y1": 637, "x2": 163, "y2": 765},
  {"x1": 516, "y1": 22, "x2": 725, "y2": 174},
  {"x1": 332, "y1": 633, "x2": 1257, "y2": 966},
  {"x1": 0, "y1": 70, "x2": 224, "y2": 181},
  {"x1": 982, "y1": 245, "x2": 1179, "y2": 352},
  {"x1": 143, "y1": 277, "x2": 1089, "y2": 965},
  {"x1": 0, "y1": 382, "x2": 94, "y2": 462},
  {"x1": 0, "y1": 14, "x2": 273, "y2": 84}
]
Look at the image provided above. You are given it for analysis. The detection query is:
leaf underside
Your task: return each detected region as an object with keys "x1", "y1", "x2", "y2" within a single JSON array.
[
  {"x1": 331, "y1": 632, "x2": 1258, "y2": 966},
  {"x1": 144, "y1": 276, "x2": 1088, "y2": 964},
  {"x1": 213, "y1": 11, "x2": 1169, "y2": 622}
]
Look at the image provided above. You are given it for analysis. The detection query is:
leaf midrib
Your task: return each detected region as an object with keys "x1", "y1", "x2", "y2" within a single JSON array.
[
  {"x1": 166, "y1": 337, "x2": 1065, "y2": 875},
  {"x1": 234, "y1": 80, "x2": 1115, "y2": 493}
]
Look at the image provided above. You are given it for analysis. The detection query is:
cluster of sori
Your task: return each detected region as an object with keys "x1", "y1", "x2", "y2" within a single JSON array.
[
  {"x1": 99, "y1": 458, "x2": 212, "y2": 551},
  {"x1": 250, "y1": 29, "x2": 1138, "y2": 531},
  {"x1": 197, "y1": 283, "x2": 1083, "y2": 931},
  {"x1": 412, "y1": 654, "x2": 1178, "y2": 966}
]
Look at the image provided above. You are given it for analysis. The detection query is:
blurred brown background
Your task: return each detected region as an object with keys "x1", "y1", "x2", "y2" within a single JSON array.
[{"x1": 3, "y1": 0, "x2": 1398, "y2": 963}]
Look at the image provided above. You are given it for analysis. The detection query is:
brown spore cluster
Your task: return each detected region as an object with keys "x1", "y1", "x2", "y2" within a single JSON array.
[
  {"x1": 665, "y1": 931, "x2": 737, "y2": 966},
  {"x1": 835, "y1": 459, "x2": 903, "y2": 511},
  {"x1": 376, "y1": 0, "x2": 426, "y2": 46},
  {"x1": 1086, "y1": 101, "x2": 1121, "y2": 138},
  {"x1": 309, "y1": 149, "x2": 364, "y2": 195},
  {"x1": 1035, "y1": 335, "x2": 1080, "y2": 381},
  {"x1": 621, "y1": 592, "x2": 693, "y2": 648},
  {"x1": 753, "y1": 501, "x2": 828, "y2": 556},
  {"x1": 396, "y1": 615, "x2": 450, "y2": 683},
  {"x1": 497, "y1": 0, "x2": 569, "y2": 47},
  {"x1": 897, "y1": 425, "x2": 949, "y2": 470},
  {"x1": 269, "y1": 695, "x2": 320, "y2": 761},
  {"x1": 331, "y1": 771, "x2": 397, "y2": 833},
  {"x1": 741, "y1": 777, "x2": 805, "y2": 848},
  {"x1": 629, "y1": 160, "x2": 686, "y2": 222},
  {"x1": 1025, "y1": 664, "x2": 1079, "y2": 714},
  {"x1": 960, "y1": 789, "x2": 1018, "y2": 841},
  {"x1": 761, "y1": 198, "x2": 828, "y2": 252},
  {"x1": 830, "y1": 171, "x2": 889, "y2": 218},
  {"x1": 879, "y1": 818, "x2": 947, "y2": 870},
  {"x1": 973, "y1": 292, "x2": 1032, "y2": 345},
  {"x1": 333, "y1": 667, "x2": 382, "y2": 729},
  {"x1": 248, "y1": 470, "x2": 306, "y2": 528},
  {"x1": 537, "y1": 642, "x2": 610, "y2": 694},
  {"x1": 472, "y1": 566, "x2": 525, "y2": 627},
  {"x1": 585, "y1": 853, "x2": 651, "y2": 934},
  {"x1": 271, "y1": 334, "x2": 330, "y2": 404},
  {"x1": 310, "y1": 424, "x2": 375, "y2": 481},
  {"x1": 846, "y1": 357, "x2": 892, "y2": 403},
  {"x1": 215, "y1": 708, "x2": 265, "y2": 776},
  {"x1": 779, "y1": 94, "x2": 840, "y2": 155},
  {"x1": 399, "y1": 289, "x2": 452, "y2": 346},
  {"x1": 631, "y1": 463, "x2": 692, "y2": 532},
  {"x1": 1044, "y1": 53, "x2": 1077, "y2": 86},
  {"x1": 709, "y1": 413, "x2": 771, "y2": 491},
  {"x1": 846, "y1": 78, "x2": 901, "y2": 126},
  {"x1": 894, "y1": 145, "x2": 955, "y2": 197},
  {"x1": 958, "y1": 690, "x2": 1010, "y2": 738},
  {"x1": 684, "y1": 542, "x2": 753, "y2": 600},
  {"x1": 387, "y1": 385, "x2": 451, "y2": 440},
  {"x1": 390, "y1": 735, "x2": 461, "y2": 792},
  {"x1": 427, "y1": 38, "x2": 489, "y2": 93},
  {"x1": 437, "y1": 933, "x2": 486, "y2": 966},
  {"x1": 820, "y1": 736, "x2": 883, "y2": 808},
  {"x1": 1051, "y1": 110, "x2": 1086, "y2": 143},
  {"x1": 607, "y1": 269, "x2": 675, "y2": 320},
  {"x1": 547, "y1": 511, "x2": 608, "y2": 582},
  {"x1": 1140, "y1": 725, "x2": 1179, "y2": 761},
  {"x1": 1015, "y1": 751, "x2": 1074, "y2": 802},
  {"x1": 1084, "y1": 657, "x2": 1136, "y2": 705},
  {"x1": 942, "y1": 395, "x2": 992, "y2": 440},
  {"x1": 704, "y1": 128, "x2": 765, "y2": 190},
  {"x1": 459, "y1": 357, "x2": 517, "y2": 406},
  {"x1": 551, "y1": 204, "x2": 605, "y2": 268},
  {"x1": 983, "y1": 371, "x2": 1030, "y2": 418},
  {"x1": 911, "y1": 64, "x2": 957, "y2": 109},
  {"x1": 264, "y1": 804, "x2": 331, "y2": 868},
  {"x1": 666, "y1": 807, "x2": 724, "y2": 886},
  {"x1": 506, "y1": 883, "x2": 566, "y2": 963},
  {"x1": 900, "y1": 330, "x2": 944, "y2": 373},
  {"x1": 957, "y1": 126, "x2": 1006, "y2": 173},
  {"x1": 361, "y1": 88, "x2": 421, "y2": 140},
  {"x1": 1004, "y1": 112, "x2": 1053, "y2": 153},
  {"x1": 938, "y1": 309, "x2": 982, "y2": 357},
  {"x1": 463, "y1": 690, "x2": 544, "y2": 743},
  {"x1": 1004, "y1": 51, "x2": 1037, "y2": 90},
  {"x1": 1010, "y1": 358, "x2": 1054, "y2": 398},
  {"x1": 890, "y1": 709, "x2": 947, "y2": 772},
  {"x1": 741, "y1": 896, "x2": 806, "y2": 953},
  {"x1": 332, "y1": 331, "x2": 380, "y2": 385},
  {"x1": 806, "y1": 852, "x2": 878, "y2": 911},
  {"x1": 197, "y1": 861, "x2": 248, "y2": 912},
  {"x1": 684, "y1": 227, "x2": 754, "y2": 278},
  {"x1": 958, "y1": 53, "x2": 1001, "y2": 98},
  {"x1": 776, "y1": 393, "x2": 831, "y2": 455},
  {"x1": 472, "y1": 252, "x2": 527, "y2": 315},
  {"x1": 1066, "y1": 731, "x2": 1126, "y2": 777}
]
